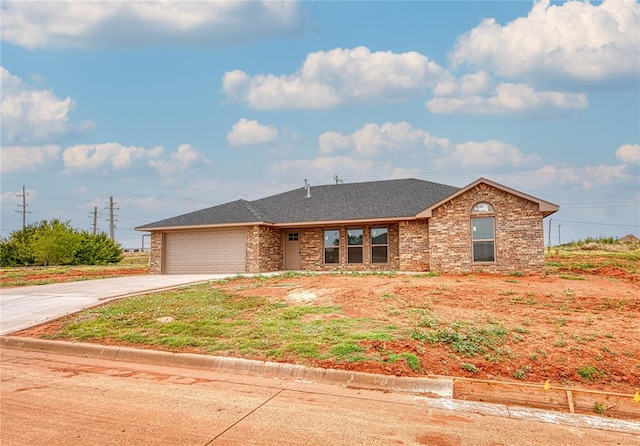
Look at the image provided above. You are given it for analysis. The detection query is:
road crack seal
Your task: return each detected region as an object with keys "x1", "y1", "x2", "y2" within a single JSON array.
[{"x1": 203, "y1": 388, "x2": 284, "y2": 445}]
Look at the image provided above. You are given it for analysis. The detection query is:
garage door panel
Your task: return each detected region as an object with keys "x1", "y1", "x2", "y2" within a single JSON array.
[{"x1": 164, "y1": 230, "x2": 246, "y2": 274}]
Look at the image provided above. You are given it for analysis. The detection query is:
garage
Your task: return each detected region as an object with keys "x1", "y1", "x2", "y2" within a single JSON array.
[{"x1": 163, "y1": 230, "x2": 246, "y2": 274}]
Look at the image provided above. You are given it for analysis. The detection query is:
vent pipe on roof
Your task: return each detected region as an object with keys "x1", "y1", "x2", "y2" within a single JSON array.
[{"x1": 304, "y1": 179, "x2": 311, "y2": 198}]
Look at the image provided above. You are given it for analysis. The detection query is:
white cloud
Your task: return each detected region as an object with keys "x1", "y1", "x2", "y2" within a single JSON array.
[
  {"x1": 148, "y1": 144, "x2": 209, "y2": 176},
  {"x1": 223, "y1": 46, "x2": 445, "y2": 109},
  {"x1": 319, "y1": 122, "x2": 450, "y2": 156},
  {"x1": 271, "y1": 156, "x2": 381, "y2": 176},
  {"x1": 450, "y1": 0, "x2": 640, "y2": 87},
  {"x1": 616, "y1": 144, "x2": 640, "y2": 164},
  {"x1": 227, "y1": 118, "x2": 279, "y2": 147},
  {"x1": 1, "y1": 1, "x2": 304, "y2": 49},
  {"x1": 62, "y1": 142, "x2": 209, "y2": 176},
  {"x1": 432, "y1": 71, "x2": 491, "y2": 97},
  {"x1": 434, "y1": 140, "x2": 543, "y2": 170},
  {"x1": 428, "y1": 80, "x2": 588, "y2": 115},
  {"x1": 0, "y1": 145, "x2": 61, "y2": 173},
  {"x1": 1, "y1": 67, "x2": 92, "y2": 144},
  {"x1": 502, "y1": 163, "x2": 633, "y2": 192},
  {"x1": 389, "y1": 167, "x2": 424, "y2": 179},
  {"x1": 62, "y1": 142, "x2": 162, "y2": 170}
]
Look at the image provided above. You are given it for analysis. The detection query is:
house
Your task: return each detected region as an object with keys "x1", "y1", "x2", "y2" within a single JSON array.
[{"x1": 135, "y1": 177, "x2": 558, "y2": 275}]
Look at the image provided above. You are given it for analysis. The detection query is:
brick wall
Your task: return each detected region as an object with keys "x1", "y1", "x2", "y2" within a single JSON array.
[
  {"x1": 246, "y1": 225, "x2": 283, "y2": 273},
  {"x1": 149, "y1": 231, "x2": 163, "y2": 274},
  {"x1": 399, "y1": 220, "x2": 429, "y2": 271},
  {"x1": 428, "y1": 183, "x2": 545, "y2": 273},
  {"x1": 298, "y1": 224, "x2": 400, "y2": 271}
]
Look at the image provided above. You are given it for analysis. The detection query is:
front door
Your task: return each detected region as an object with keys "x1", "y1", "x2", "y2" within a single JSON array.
[{"x1": 285, "y1": 232, "x2": 302, "y2": 270}]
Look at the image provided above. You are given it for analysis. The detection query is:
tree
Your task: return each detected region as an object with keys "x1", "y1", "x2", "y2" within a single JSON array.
[
  {"x1": 0, "y1": 225, "x2": 38, "y2": 266},
  {"x1": 74, "y1": 232, "x2": 123, "y2": 265},
  {"x1": 31, "y1": 219, "x2": 80, "y2": 266},
  {"x1": 0, "y1": 219, "x2": 123, "y2": 267}
]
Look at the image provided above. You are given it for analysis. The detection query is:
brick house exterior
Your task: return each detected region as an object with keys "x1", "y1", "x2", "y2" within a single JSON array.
[{"x1": 138, "y1": 178, "x2": 558, "y2": 275}]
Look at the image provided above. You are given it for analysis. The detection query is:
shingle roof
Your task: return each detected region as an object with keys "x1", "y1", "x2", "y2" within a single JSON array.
[
  {"x1": 136, "y1": 199, "x2": 269, "y2": 229},
  {"x1": 136, "y1": 178, "x2": 460, "y2": 230}
]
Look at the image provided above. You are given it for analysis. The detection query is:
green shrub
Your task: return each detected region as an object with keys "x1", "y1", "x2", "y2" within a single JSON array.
[
  {"x1": 577, "y1": 365, "x2": 604, "y2": 381},
  {"x1": 460, "y1": 362, "x2": 478, "y2": 373}
]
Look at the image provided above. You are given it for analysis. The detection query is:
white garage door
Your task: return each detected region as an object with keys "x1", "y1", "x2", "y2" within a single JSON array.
[{"x1": 164, "y1": 230, "x2": 246, "y2": 274}]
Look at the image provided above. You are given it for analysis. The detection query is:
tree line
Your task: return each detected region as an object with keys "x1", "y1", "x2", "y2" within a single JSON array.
[{"x1": 1, "y1": 219, "x2": 123, "y2": 267}]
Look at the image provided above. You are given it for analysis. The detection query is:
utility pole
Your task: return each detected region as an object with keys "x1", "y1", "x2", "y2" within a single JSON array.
[
  {"x1": 558, "y1": 224, "x2": 561, "y2": 246},
  {"x1": 90, "y1": 206, "x2": 98, "y2": 235},
  {"x1": 106, "y1": 196, "x2": 118, "y2": 242},
  {"x1": 15, "y1": 185, "x2": 31, "y2": 229}
]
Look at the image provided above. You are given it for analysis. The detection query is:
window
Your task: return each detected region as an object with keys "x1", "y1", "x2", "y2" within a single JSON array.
[
  {"x1": 324, "y1": 230, "x2": 339, "y2": 263},
  {"x1": 472, "y1": 217, "x2": 495, "y2": 262},
  {"x1": 371, "y1": 227, "x2": 388, "y2": 263},
  {"x1": 288, "y1": 232, "x2": 299, "y2": 241},
  {"x1": 472, "y1": 202, "x2": 495, "y2": 213},
  {"x1": 471, "y1": 202, "x2": 496, "y2": 262},
  {"x1": 347, "y1": 228, "x2": 363, "y2": 263}
]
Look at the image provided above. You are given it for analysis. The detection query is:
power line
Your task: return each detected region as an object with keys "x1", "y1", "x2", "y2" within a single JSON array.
[{"x1": 553, "y1": 219, "x2": 640, "y2": 227}]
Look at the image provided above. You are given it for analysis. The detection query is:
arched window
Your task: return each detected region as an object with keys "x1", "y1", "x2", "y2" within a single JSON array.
[
  {"x1": 471, "y1": 202, "x2": 495, "y2": 262},
  {"x1": 472, "y1": 202, "x2": 495, "y2": 213}
]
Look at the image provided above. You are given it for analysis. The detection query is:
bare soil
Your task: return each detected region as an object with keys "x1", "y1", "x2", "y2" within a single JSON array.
[
  {"x1": 217, "y1": 271, "x2": 639, "y2": 393},
  {"x1": 0, "y1": 266, "x2": 149, "y2": 287}
]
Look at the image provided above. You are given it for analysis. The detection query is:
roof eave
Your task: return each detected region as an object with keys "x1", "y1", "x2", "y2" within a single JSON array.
[
  {"x1": 271, "y1": 216, "x2": 416, "y2": 228},
  {"x1": 135, "y1": 221, "x2": 267, "y2": 231}
]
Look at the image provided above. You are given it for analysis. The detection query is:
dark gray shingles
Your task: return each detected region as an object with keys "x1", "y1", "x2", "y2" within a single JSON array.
[
  {"x1": 252, "y1": 178, "x2": 459, "y2": 223},
  {"x1": 136, "y1": 199, "x2": 268, "y2": 229},
  {"x1": 137, "y1": 178, "x2": 459, "y2": 229}
]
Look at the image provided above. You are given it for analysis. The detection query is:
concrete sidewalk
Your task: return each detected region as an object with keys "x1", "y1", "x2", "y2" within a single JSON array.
[{"x1": 0, "y1": 274, "x2": 228, "y2": 334}]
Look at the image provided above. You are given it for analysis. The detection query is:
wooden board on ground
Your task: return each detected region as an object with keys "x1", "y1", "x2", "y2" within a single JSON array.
[{"x1": 453, "y1": 378, "x2": 640, "y2": 420}]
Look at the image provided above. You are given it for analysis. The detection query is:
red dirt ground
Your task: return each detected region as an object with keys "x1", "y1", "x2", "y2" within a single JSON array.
[
  {"x1": 209, "y1": 270, "x2": 639, "y2": 394},
  {"x1": 0, "y1": 267, "x2": 148, "y2": 286}
]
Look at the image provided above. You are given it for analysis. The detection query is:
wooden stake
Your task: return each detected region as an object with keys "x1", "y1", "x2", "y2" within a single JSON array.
[{"x1": 566, "y1": 390, "x2": 575, "y2": 413}]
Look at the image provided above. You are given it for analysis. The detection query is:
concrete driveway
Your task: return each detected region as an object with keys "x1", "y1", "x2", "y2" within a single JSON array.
[{"x1": 0, "y1": 274, "x2": 228, "y2": 335}]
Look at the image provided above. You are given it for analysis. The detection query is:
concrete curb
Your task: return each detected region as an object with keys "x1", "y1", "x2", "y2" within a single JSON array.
[{"x1": 0, "y1": 336, "x2": 453, "y2": 397}]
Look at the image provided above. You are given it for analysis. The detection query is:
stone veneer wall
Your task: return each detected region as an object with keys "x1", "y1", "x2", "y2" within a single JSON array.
[
  {"x1": 428, "y1": 183, "x2": 545, "y2": 273},
  {"x1": 399, "y1": 220, "x2": 429, "y2": 271},
  {"x1": 298, "y1": 224, "x2": 400, "y2": 271},
  {"x1": 149, "y1": 231, "x2": 163, "y2": 274},
  {"x1": 246, "y1": 225, "x2": 283, "y2": 273}
]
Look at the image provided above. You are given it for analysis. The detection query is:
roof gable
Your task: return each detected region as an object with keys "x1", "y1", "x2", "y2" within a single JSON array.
[{"x1": 415, "y1": 177, "x2": 559, "y2": 218}]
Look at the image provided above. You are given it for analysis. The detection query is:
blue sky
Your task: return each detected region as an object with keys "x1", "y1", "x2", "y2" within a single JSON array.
[{"x1": 1, "y1": 0, "x2": 639, "y2": 249}]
